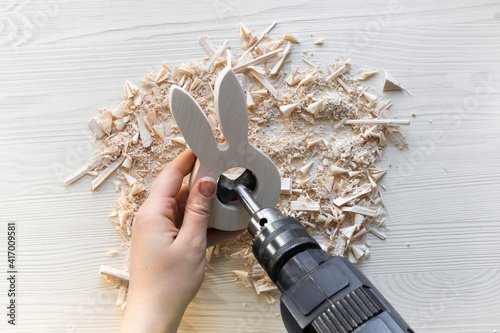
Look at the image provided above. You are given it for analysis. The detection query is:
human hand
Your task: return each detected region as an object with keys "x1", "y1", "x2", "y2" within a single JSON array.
[{"x1": 119, "y1": 150, "x2": 244, "y2": 333}]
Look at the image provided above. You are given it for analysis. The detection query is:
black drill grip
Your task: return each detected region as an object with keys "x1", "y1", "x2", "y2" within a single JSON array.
[
  {"x1": 249, "y1": 212, "x2": 413, "y2": 333},
  {"x1": 277, "y1": 252, "x2": 414, "y2": 333}
]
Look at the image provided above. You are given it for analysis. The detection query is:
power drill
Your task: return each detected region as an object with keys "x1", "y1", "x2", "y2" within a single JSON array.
[{"x1": 217, "y1": 170, "x2": 414, "y2": 333}]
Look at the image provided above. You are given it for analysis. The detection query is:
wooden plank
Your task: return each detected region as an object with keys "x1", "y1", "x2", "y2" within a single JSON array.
[{"x1": 0, "y1": 1, "x2": 499, "y2": 332}]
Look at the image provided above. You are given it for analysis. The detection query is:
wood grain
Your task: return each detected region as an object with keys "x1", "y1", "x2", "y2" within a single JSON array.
[{"x1": 0, "y1": 0, "x2": 499, "y2": 332}]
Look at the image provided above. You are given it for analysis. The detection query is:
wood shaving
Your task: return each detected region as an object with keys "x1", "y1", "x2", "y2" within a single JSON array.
[
  {"x1": 88, "y1": 117, "x2": 105, "y2": 139},
  {"x1": 233, "y1": 49, "x2": 282, "y2": 73},
  {"x1": 358, "y1": 68, "x2": 379, "y2": 81},
  {"x1": 99, "y1": 265, "x2": 130, "y2": 282},
  {"x1": 106, "y1": 250, "x2": 119, "y2": 257},
  {"x1": 239, "y1": 23, "x2": 252, "y2": 41},
  {"x1": 279, "y1": 103, "x2": 298, "y2": 117},
  {"x1": 270, "y1": 42, "x2": 292, "y2": 76},
  {"x1": 361, "y1": 90, "x2": 378, "y2": 104},
  {"x1": 344, "y1": 119, "x2": 410, "y2": 126},
  {"x1": 248, "y1": 68, "x2": 279, "y2": 98},
  {"x1": 90, "y1": 156, "x2": 125, "y2": 191},
  {"x1": 232, "y1": 270, "x2": 249, "y2": 282},
  {"x1": 283, "y1": 31, "x2": 300, "y2": 44},
  {"x1": 306, "y1": 98, "x2": 325, "y2": 116},
  {"x1": 341, "y1": 205, "x2": 378, "y2": 217},
  {"x1": 64, "y1": 164, "x2": 90, "y2": 185},
  {"x1": 302, "y1": 58, "x2": 316, "y2": 67},
  {"x1": 67, "y1": 23, "x2": 409, "y2": 307},
  {"x1": 327, "y1": 63, "x2": 348, "y2": 81},
  {"x1": 124, "y1": 80, "x2": 139, "y2": 99},
  {"x1": 383, "y1": 70, "x2": 411, "y2": 95},
  {"x1": 280, "y1": 178, "x2": 293, "y2": 195},
  {"x1": 290, "y1": 199, "x2": 321, "y2": 212}
]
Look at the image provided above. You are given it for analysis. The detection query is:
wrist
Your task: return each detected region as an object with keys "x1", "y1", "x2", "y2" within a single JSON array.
[{"x1": 120, "y1": 296, "x2": 184, "y2": 333}]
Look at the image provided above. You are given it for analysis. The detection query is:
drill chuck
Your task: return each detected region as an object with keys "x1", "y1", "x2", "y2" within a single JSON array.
[{"x1": 248, "y1": 208, "x2": 321, "y2": 282}]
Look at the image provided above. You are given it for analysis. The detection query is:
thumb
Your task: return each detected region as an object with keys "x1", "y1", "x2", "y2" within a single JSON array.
[{"x1": 175, "y1": 177, "x2": 217, "y2": 251}]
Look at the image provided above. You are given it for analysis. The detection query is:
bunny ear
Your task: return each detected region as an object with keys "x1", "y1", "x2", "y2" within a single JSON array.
[
  {"x1": 169, "y1": 85, "x2": 219, "y2": 161},
  {"x1": 214, "y1": 67, "x2": 249, "y2": 147}
]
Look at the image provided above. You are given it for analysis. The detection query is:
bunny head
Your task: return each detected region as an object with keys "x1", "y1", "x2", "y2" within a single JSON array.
[{"x1": 169, "y1": 66, "x2": 281, "y2": 231}]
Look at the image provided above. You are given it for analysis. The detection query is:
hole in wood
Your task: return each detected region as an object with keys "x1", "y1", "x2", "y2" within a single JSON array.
[{"x1": 216, "y1": 167, "x2": 258, "y2": 208}]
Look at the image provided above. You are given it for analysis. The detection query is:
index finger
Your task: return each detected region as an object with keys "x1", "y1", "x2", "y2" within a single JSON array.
[{"x1": 149, "y1": 149, "x2": 197, "y2": 200}]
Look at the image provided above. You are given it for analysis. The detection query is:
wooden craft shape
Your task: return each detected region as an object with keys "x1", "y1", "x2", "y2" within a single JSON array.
[{"x1": 169, "y1": 67, "x2": 281, "y2": 231}]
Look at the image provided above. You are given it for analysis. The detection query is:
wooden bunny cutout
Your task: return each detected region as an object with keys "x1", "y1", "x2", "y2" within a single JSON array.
[{"x1": 169, "y1": 67, "x2": 281, "y2": 231}]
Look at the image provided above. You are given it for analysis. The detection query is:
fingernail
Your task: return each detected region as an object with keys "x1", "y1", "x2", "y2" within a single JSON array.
[{"x1": 200, "y1": 177, "x2": 216, "y2": 198}]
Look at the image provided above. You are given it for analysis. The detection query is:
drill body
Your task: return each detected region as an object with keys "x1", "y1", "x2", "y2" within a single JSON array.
[
  {"x1": 216, "y1": 170, "x2": 414, "y2": 333},
  {"x1": 248, "y1": 208, "x2": 414, "y2": 333}
]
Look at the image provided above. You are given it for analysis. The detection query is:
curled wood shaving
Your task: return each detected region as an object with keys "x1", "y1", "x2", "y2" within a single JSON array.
[
  {"x1": 306, "y1": 98, "x2": 325, "y2": 116},
  {"x1": 88, "y1": 118, "x2": 105, "y2": 139},
  {"x1": 383, "y1": 70, "x2": 411, "y2": 95},
  {"x1": 136, "y1": 114, "x2": 152, "y2": 148},
  {"x1": 279, "y1": 103, "x2": 298, "y2": 117},
  {"x1": 298, "y1": 71, "x2": 317, "y2": 87},
  {"x1": 361, "y1": 90, "x2": 378, "y2": 104},
  {"x1": 232, "y1": 270, "x2": 249, "y2": 282},
  {"x1": 327, "y1": 64, "x2": 348, "y2": 81},
  {"x1": 283, "y1": 31, "x2": 300, "y2": 44},
  {"x1": 358, "y1": 68, "x2": 379, "y2": 80},
  {"x1": 124, "y1": 81, "x2": 139, "y2": 99},
  {"x1": 239, "y1": 23, "x2": 252, "y2": 41}
]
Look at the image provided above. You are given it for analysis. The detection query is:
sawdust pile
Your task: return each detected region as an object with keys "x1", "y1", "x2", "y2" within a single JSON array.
[{"x1": 66, "y1": 22, "x2": 409, "y2": 309}]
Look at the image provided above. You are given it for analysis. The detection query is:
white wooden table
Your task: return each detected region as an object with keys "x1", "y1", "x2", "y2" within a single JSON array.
[{"x1": 1, "y1": 1, "x2": 499, "y2": 332}]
